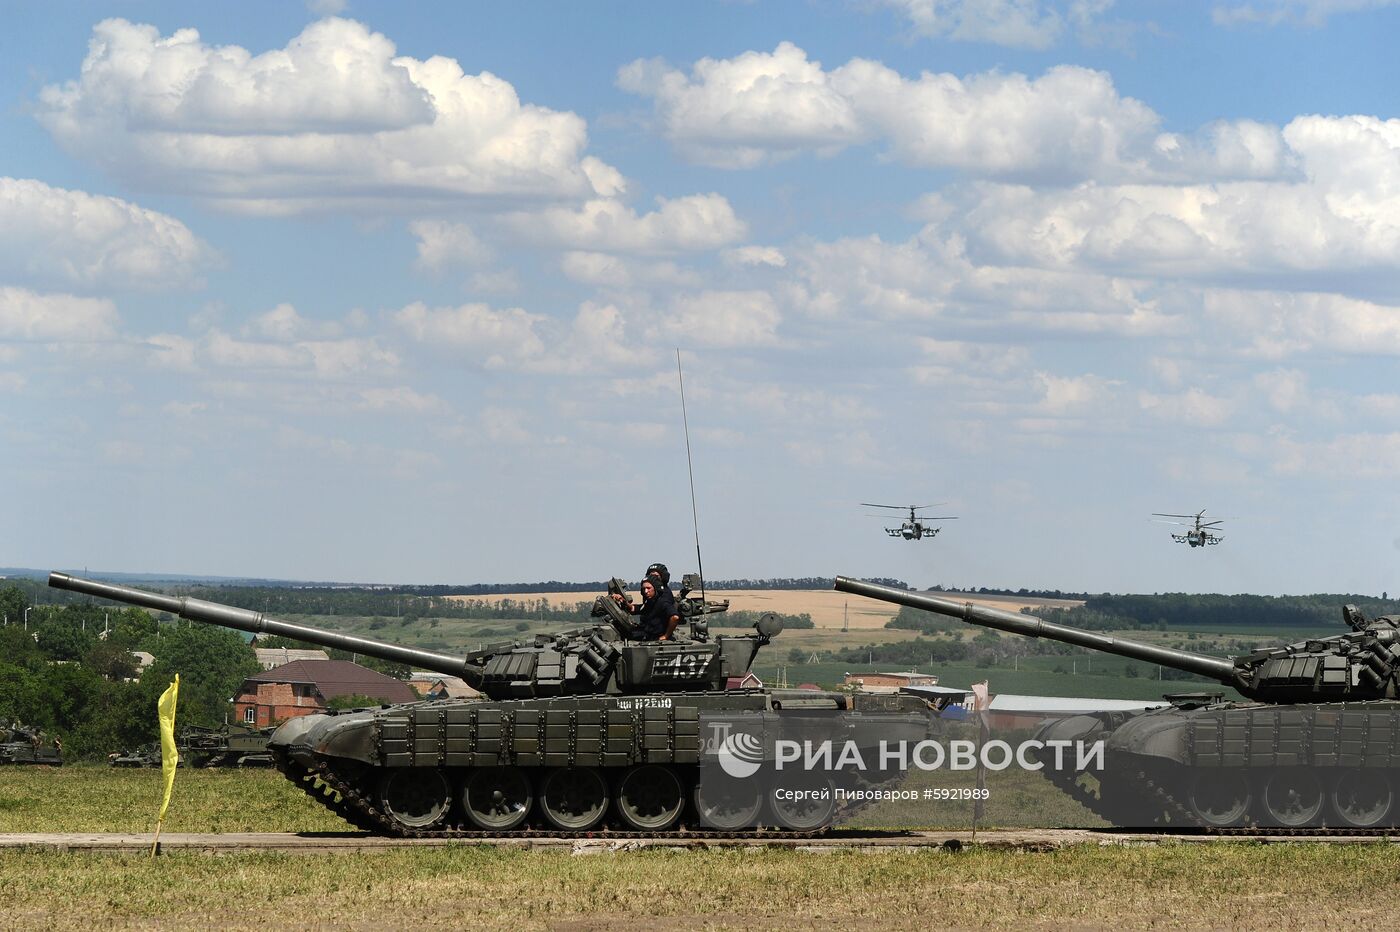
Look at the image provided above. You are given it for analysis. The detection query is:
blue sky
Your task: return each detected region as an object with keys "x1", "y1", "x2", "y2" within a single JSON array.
[{"x1": 5, "y1": 0, "x2": 1400, "y2": 594}]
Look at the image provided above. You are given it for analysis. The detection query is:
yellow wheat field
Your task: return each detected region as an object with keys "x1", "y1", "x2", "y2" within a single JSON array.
[{"x1": 444, "y1": 589, "x2": 1083, "y2": 629}]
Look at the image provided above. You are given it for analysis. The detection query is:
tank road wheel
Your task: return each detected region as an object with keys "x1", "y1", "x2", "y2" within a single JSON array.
[
  {"x1": 768, "y1": 777, "x2": 836, "y2": 832},
  {"x1": 539, "y1": 767, "x2": 609, "y2": 831},
  {"x1": 1331, "y1": 770, "x2": 1394, "y2": 828},
  {"x1": 379, "y1": 769, "x2": 452, "y2": 830},
  {"x1": 462, "y1": 767, "x2": 532, "y2": 831},
  {"x1": 615, "y1": 765, "x2": 685, "y2": 831},
  {"x1": 694, "y1": 776, "x2": 764, "y2": 830},
  {"x1": 1261, "y1": 769, "x2": 1325, "y2": 827},
  {"x1": 1186, "y1": 771, "x2": 1251, "y2": 828}
]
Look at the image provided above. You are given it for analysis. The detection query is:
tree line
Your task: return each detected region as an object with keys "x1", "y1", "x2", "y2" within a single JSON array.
[{"x1": 0, "y1": 585, "x2": 260, "y2": 761}]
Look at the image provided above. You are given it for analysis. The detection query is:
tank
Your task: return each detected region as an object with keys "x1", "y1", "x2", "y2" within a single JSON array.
[
  {"x1": 109, "y1": 743, "x2": 164, "y2": 768},
  {"x1": 50, "y1": 571, "x2": 934, "y2": 835},
  {"x1": 181, "y1": 723, "x2": 275, "y2": 768},
  {"x1": 834, "y1": 576, "x2": 1400, "y2": 830},
  {"x1": 0, "y1": 720, "x2": 63, "y2": 766}
]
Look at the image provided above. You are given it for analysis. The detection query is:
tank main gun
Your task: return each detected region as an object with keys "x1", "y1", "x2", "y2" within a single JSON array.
[
  {"x1": 834, "y1": 576, "x2": 1400, "y2": 703},
  {"x1": 50, "y1": 571, "x2": 778, "y2": 701},
  {"x1": 49, "y1": 571, "x2": 476, "y2": 680}
]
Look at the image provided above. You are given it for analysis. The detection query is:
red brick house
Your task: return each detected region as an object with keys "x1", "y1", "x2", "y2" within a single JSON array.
[{"x1": 233, "y1": 660, "x2": 419, "y2": 727}]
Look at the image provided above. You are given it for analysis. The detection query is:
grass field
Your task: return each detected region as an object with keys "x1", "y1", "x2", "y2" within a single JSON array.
[
  {"x1": 0, "y1": 763, "x2": 1105, "y2": 835},
  {"x1": 0, "y1": 767, "x2": 1392, "y2": 929}
]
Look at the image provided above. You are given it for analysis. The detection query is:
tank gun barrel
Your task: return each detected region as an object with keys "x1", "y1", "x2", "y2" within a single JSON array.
[
  {"x1": 833, "y1": 577, "x2": 1238, "y2": 683},
  {"x1": 49, "y1": 572, "x2": 477, "y2": 683}
]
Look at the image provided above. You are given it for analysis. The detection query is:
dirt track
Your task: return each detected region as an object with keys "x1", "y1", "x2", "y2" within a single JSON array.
[{"x1": 0, "y1": 829, "x2": 1389, "y2": 855}]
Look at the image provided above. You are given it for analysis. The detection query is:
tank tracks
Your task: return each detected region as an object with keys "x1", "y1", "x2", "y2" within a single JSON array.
[
  {"x1": 1131, "y1": 768, "x2": 1400, "y2": 837},
  {"x1": 279, "y1": 747, "x2": 1399, "y2": 839},
  {"x1": 275, "y1": 752, "x2": 825, "y2": 840},
  {"x1": 1033, "y1": 767, "x2": 1399, "y2": 836}
]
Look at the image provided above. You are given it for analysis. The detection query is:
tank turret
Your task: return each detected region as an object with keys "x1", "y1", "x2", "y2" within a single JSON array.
[
  {"x1": 835, "y1": 576, "x2": 1400, "y2": 829},
  {"x1": 834, "y1": 577, "x2": 1400, "y2": 702},
  {"x1": 49, "y1": 571, "x2": 776, "y2": 701}
]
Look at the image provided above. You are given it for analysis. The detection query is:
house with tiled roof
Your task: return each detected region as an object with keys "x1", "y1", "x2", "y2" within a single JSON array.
[{"x1": 233, "y1": 659, "x2": 418, "y2": 727}]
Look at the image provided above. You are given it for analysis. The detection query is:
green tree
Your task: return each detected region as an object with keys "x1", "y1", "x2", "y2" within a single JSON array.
[
  {"x1": 84, "y1": 640, "x2": 141, "y2": 681},
  {"x1": 0, "y1": 585, "x2": 28, "y2": 626},
  {"x1": 33, "y1": 614, "x2": 99, "y2": 661},
  {"x1": 140, "y1": 624, "x2": 260, "y2": 729}
]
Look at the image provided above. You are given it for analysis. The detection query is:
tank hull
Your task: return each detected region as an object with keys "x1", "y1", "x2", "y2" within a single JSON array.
[
  {"x1": 0, "y1": 742, "x2": 63, "y2": 766},
  {"x1": 1031, "y1": 700, "x2": 1400, "y2": 829},
  {"x1": 270, "y1": 689, "x2": 935, "y2": 835}
]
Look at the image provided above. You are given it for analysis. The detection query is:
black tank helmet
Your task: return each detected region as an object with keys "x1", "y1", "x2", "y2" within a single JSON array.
[{"x1": 644, "y1": 562, "x2": 671, "y2": 587}]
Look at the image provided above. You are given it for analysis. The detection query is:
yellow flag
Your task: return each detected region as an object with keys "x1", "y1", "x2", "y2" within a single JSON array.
[{"x1": 156, "y1": 673, "x2": 180, "y2": 823}]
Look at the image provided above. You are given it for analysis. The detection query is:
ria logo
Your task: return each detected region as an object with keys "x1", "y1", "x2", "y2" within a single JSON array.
[{"x1": 717, "y1": 731, "x2": 765, "y2": 779}]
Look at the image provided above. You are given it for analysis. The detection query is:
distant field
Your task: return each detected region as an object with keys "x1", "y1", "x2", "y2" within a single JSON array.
[{"x1": 449, "y1": 589, "x2": 1086, "y2": 630}]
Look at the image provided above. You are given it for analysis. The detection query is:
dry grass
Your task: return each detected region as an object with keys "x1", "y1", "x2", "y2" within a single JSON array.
[
  {"x1": 2, "y1": 843, "x2": 1394, "y2": 929},
  {"x1": 452, "y1": 589, "x2": 1084, "y2": 630},
  {"x1": 2, "y1": 768, "x2": 1391, "y2": 929},
  {"x1": 0, "y1": 767, "x2": 345, "y2": 834}
]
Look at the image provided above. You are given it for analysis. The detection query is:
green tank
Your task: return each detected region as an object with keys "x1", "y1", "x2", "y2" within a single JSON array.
[
  {"x1": 51, "y1": 571, "x2": 933, "y2": 835},
  {"x1": 109, "y1": 743, "x2": 164, "y2": 768},
  {"x1": 181, "y1": 724, "x2": 275, "y2": 768},
  {"x1": 0, "y1": 720, "x2": 63, "y2": 766},
  {"x1": 835, "y1": 577, "x2": 1400, "y2": 830}
]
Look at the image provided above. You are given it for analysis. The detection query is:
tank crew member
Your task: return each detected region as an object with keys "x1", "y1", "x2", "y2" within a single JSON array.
[
  {"x1": 635, "y1": 577, "x2": 681, "y2": 641},
  {"x1": 612, "y1": 562, "x2": 674, "y2": 613}
]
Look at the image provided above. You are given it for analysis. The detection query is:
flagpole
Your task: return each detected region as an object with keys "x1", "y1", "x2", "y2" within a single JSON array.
[{"x1": 152, "y1": 673, "x2": 181, "y2": 859}]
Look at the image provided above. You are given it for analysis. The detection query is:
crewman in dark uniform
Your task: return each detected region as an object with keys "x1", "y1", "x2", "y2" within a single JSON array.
[
  {"x1": 613, "y1": 563, "x2": 671, "y2": 610},
  {"x1": 635, "y1": 577, "x2": 681, "y2": 641}
]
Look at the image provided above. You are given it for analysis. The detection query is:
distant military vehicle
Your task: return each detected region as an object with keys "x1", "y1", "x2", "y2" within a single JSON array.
[
  {"x1": 0, "y1": 720, "x2": 63, "y2": 766},
  {"x1": 862, "y1": 502, "x2": 958, "y2": 541},
  {"x1": 109, "y1": 743, "x2": 163, "y2": 768},
  {"x1": 836, "y1": 576, "x2": 1400, "y2": 830},
  {"x1": 52, "y1": 571, "x2": 933, "y2": 836},
  {"x1": 1152, "y1": 510, "x2": 1224, "y2": 547},
  {"x1": 181, "y1": 723, "x2": 275, "y2": 768}
]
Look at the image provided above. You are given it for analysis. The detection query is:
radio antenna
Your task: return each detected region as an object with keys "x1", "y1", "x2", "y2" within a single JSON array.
[{"x1": 676, "y1": 348, "x2": 705, "y2": 602}]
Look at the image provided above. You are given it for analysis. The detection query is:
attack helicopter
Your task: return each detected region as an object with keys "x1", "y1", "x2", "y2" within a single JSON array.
[
  {"x1": 1152, "y1": 510, "x2": 1224, "y2": 547},
  {"x1": 861, "y1": 503, "x2": 958, "y2": 541}
]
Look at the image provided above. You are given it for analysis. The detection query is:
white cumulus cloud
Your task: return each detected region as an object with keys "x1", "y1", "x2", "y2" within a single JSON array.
[
  {"x1": 650, "y1": 290, "x2": 782, "y2": 348},
  {"x1": 618, "y1": 42, "x2": 863, "y2": 168},
  {"x1": 0, "y1": 287, "x2": 120, "y2": 341},
  {"x1": 37, "y1": 18, "x2": 616, "y2": 212},
  {"x1": 392, "y1": 301, "x2": 546, "y2": 368},
  {"x1": 0, "y1": 177, "x2": 212, "y2": 291},
  {"x1": 876, "y1": 0, "x2": 1071, "y2": 49},
  {"x1": 1213, "y1": 1, "x2": 1400, "y2": 27},
  {"x1": 501, "y1": 194, "x2": 747, "y2": 254}
]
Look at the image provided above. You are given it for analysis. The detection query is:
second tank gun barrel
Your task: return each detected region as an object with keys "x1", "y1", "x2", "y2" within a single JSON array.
[
  {"x1": 48, "y1": 572, "x2": 477, "y2": 683},
  {"x1": 833, "y1": 576, "x2": 1238, "y2": 683}
]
